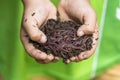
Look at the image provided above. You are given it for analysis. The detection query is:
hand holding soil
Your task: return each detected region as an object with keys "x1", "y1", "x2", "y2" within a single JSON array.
[
  {"x1": 21, "y1": 0, "x2": 57, "y2": 64},
  {"x1": 58, "y1": 0, "x2": 98, "y2": 63},
  {"x1": 29, "y1": 19, "x2": 99, "y2": 63},
  {"x1": 21, "y1": 0, "x2": 99, "y2": 64}
]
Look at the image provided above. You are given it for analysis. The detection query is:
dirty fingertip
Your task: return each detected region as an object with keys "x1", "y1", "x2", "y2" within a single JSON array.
[
  {"x1": 40, "y1": 35, "x2": 47, "y2": 43},
  {"x1": 64, "y1": 59, "x2": 70, "y2": 64},
  {"x1": 77, "y1": 30, "x2": 84, "y2": 37},
  {"x1": 38, "y1": 52, "x2": 47, "y2": 60},
  {"x1": 47, "y1": 54, "x2": 54, "y2": 61},
  {"x1": 52, "y1": 56, "x2": 60, "y2": 62},
  {"x1": 70, "y1": 57, "x2": 76, "y2": 61},
  {"x1": 78, "y1": 52, "x2": 85, "y2": 60}
]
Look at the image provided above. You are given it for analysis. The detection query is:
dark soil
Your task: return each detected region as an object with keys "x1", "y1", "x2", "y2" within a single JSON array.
[{"x1": 29, "y1": 19, "x2": 93, "y2": 62}]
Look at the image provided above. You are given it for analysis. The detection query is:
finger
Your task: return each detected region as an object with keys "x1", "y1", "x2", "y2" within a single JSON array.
[
  {"x1": 42, "y1": 54, "x2": 54, "y2": 63},
  {"x1": 47, "y1": 6, "x2": 57, "y2": 20},
  {"x1": 78, "y1": 25, "x2": 99, "y2": 60},
  {"x1": 52, "y1": 56, "x2": 60, "y2": 62},
  {"x1": 64, "y1": 59, "x2": 71, "y2": 64},
  {"x1": 74, "y1": 56, "x2": 80, "y2": 62},
  {"x1": 20, "y1": 28, "x2": 48, "y2": 60},
  {"x1": 58, "y1": 4, "x2": 71, "y2": 21},
  {"x1": 70, "y1": 56, "x2": 80, "y2": 62},
  {"x1": 23, "y1": 11, "x2": 47, "y2": 43},
  {"x1": 77, "y1": 10, "x2": 96, "y2": 36},
  {"x1": 70, "y1": 56, "x2": 76, "y2": 61},
  {"x1": 36, "y1": 54, "x2": 54, "y2": 64}
]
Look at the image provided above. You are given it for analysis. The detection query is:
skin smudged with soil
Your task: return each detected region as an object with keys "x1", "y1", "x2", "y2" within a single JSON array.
[{"x1": 29, "y1": 19, "x2": 93, "y2": 62}]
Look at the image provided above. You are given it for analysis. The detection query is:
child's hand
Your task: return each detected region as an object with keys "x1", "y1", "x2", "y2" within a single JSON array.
[
  {"x1": 58, "y1": 0, "x2": 99, "y2": 62},
  {"x1": 21, "y1": 0, "x2": 57, "y2": 64}
]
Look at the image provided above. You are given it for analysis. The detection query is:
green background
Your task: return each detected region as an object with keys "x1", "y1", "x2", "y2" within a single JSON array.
[{"x1": 0, "y1": 0, "x2": 120, "y2": 80}]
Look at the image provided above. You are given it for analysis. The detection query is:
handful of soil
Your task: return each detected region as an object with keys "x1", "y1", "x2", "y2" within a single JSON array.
[{"x1": 29, "y1": 19, "x2": 93, "y2": 62}]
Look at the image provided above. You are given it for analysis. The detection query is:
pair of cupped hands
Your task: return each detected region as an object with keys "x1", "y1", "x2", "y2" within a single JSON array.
[{"x1": 21, "y1": 0, "x2": 99, "y2": 64}]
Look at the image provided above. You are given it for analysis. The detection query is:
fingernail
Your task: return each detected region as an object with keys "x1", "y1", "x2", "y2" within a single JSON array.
[
  {"x1": 52, "y1": 57, "x2": 59, "y2": 62},
  {"x1": 78, "y1": 31, "x2": 84, "y2": 37},
  {"x1": 70, "y1": 57, "x2": 76, "y2": 61},
  {"x1": 40, "y1": 35, "x2": 47, "y2": 43},
  {"x1": 47, "y1": 54, "x2": 54, "y2": 60},
  {"x1": 54, "y1": 57, "x2": 59, "y2": 60},
  {"x1": 65, "y1": 59, "x2": 70, "y2": 64}
]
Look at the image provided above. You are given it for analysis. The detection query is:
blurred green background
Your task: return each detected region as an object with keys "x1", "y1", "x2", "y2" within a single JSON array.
[{"x1": 0, "y1": 0, "x2": 120, "y2": 80}]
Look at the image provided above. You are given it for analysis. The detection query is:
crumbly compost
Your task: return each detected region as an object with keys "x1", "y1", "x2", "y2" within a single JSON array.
[{"x1": 29, "y1": 19, "x2": 93, "y2": 61}]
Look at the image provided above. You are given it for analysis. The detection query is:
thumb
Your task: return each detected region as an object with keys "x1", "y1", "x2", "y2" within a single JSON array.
[
  {"x1": 58, "y1": 3, "x2": 70, "y2": 21},
  {"x1": 77, "y1": 10, "x2": 96, "y2": 36},
  {"x1": 47, "y1": 5, "x2": 57, "y2": 20},
  {"x1": 23, "y1": 15, "x2": 47, "y2": 43}
]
